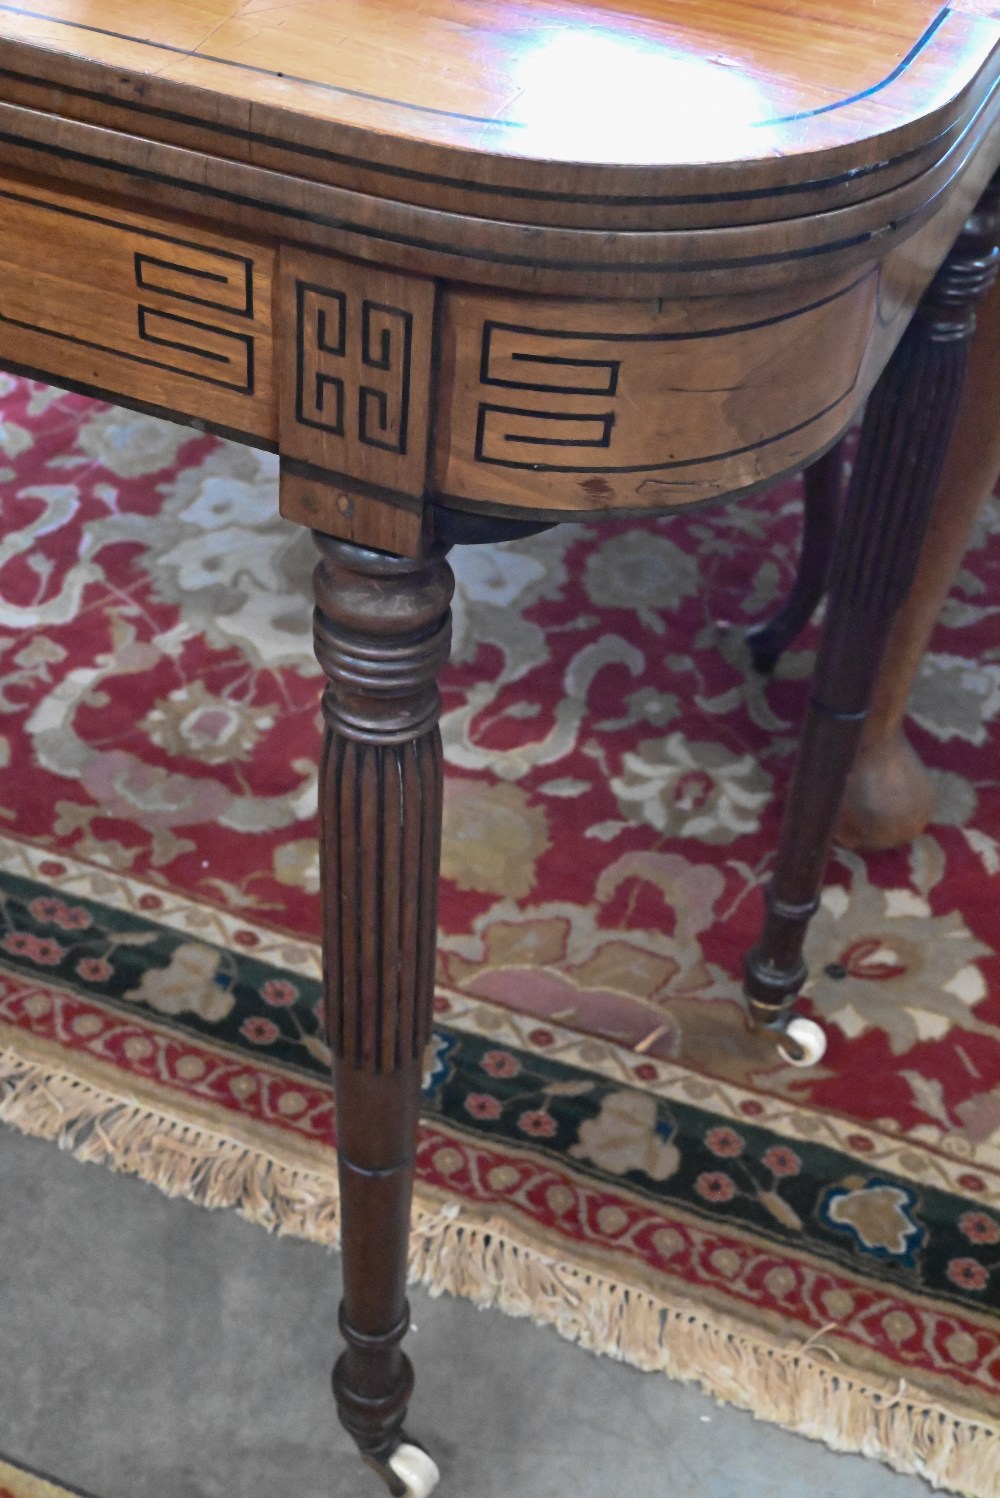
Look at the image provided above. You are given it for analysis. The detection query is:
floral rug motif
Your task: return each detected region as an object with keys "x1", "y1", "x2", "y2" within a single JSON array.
[{"x1": 0, "y1": 375, "x2": 998, "y2": 1493}]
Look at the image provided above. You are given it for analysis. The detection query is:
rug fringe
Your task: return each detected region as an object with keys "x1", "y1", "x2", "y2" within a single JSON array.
[
  {"x1": 0, "y1": 1048, "x2": 342, "y2": 1244},
  {"x1": 1, "y1": 1046, "x2": 995, "y2": 1497},
  {"x1": 0, "y1": 1454, "x2": 87, "y2": 1498}
]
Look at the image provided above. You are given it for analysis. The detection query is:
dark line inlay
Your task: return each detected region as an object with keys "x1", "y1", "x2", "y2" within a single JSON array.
[
  {"x1": 0, "y1": 125, "x2": 964, "y2": 276},
  {"x1": 0, "y1": 3, "x2": 956, "y2": 134},
  {"x1": 475, "y1": 376, "x2": 861, "y2": 474},
  {"x1": 0, "y1": 305, "x2": 253, "y2": 393},
  {"x1": 0, "y1": 61, "x2": 960, "y2": 208}
]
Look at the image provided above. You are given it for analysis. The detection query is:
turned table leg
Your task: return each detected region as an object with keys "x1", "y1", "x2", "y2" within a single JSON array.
[
  {"x1": 838, "y1": 179, "x2": 1000, "y2": 849},
  {"x1": 744, "y1": 190, "x2": 1000, "y2": 1054},
  {"x1": 313, "y1": 535, "x2": 453, "y2": 1497},
  {"x1": 746, "y1": 438, "x2": 845, "y2": 673}
]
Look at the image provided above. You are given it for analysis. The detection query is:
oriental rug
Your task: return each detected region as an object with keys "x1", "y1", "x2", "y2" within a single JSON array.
[{"x1": 0, "y1": 375, "x2": 998, "y2": 1495}]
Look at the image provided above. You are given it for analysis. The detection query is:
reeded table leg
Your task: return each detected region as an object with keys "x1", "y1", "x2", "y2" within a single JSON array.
[
  {"x1": 746, "y1": 438, "x2": 845, "y2": 673},
  {"x1": 313, "y1": 535, "x2": 453, "y2": 1497},
  {"x1": 744, "y1": 190, "x2": 1000, "y2": 1055},
  {"x1": 838, "y1": 179, "x2": 1000, "y2": 849},
  {"x1": 749, "y1": 177, "x2": 1000, "y2": 849}
]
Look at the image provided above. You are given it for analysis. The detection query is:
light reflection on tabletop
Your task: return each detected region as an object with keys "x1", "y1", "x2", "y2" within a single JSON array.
[
  {"x1": 0, "y1": 0, "x2": 996, "y2": 166},
  {"x1": 510, "y1": 29, "x2": 776, "y2": 163}
]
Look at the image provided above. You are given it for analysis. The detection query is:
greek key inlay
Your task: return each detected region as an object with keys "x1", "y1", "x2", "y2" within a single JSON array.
[
  {"x1": 0, "y1": 182, "x2": 267, "y2": 412},
  {"x1": 279, "y1": 248, "x2": 435, "y2": 499},
  {"x1": 296, "y1": 286, "x2": 413, "y2": 456},
  {"x1": 297, "y1": 285, "x2": 348, "y2": 434}
]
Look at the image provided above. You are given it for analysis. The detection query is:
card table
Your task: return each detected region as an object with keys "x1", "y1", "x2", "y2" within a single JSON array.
[{"x1": 0, "y1": 1, "x2": 999, "y2": 1492}]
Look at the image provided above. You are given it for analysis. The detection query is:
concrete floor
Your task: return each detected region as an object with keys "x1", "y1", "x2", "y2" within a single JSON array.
[{"x1": 0, "y1": 1125, "x2": 937, "y2": 1498}]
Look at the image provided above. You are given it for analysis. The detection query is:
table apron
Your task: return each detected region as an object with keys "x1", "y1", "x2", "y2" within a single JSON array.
[{"x1": 0, "y1": 146, "x2": 995, "y2": 547}]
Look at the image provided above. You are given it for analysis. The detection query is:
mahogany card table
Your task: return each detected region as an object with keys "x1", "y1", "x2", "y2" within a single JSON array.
[{"x1": 1, "y1": 1, "x2": 999, "y2": 1492}]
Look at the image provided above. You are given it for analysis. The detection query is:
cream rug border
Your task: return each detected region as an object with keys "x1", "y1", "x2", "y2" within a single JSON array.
[
  {"x1": 0, "y1": 1456, "x2": 89, "y2": 1498},
  {"x1": 0, "y1": 831, "x2": 995, "y2": 1201}
]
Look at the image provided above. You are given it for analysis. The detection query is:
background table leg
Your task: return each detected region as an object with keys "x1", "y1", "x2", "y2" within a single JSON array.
[
  {"x1": 312, "y1": 535, "x2": 453, "y2": 1495},
  {"x1": 746, "y1": 438, "x2": 844, "y2": 674},
  {"x1": 837, "y1": 191, "x2": 1000, "y2": 849},
  {"x1": 744, "y1": 183, "x2": 1000, "y2": 1042}
]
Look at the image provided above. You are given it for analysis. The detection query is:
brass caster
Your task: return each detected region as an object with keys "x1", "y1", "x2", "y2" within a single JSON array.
[{"x1": 776, "y1": 1015, "x2": 827, "y2": 1068}]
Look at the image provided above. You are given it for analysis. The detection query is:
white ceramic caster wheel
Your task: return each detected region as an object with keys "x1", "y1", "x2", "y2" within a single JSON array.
[
  {"x1": 388, "y1": 1443, "x2": 441, "y2": 1498},
  {"x1": 777, "y1": 1016, "x2": 827, "y2": 1068}
]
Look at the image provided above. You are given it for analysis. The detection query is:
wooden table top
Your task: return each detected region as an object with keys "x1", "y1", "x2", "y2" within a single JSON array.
[{"x1": 2, "y1": 0, "x2": 1000, "y2": 232}]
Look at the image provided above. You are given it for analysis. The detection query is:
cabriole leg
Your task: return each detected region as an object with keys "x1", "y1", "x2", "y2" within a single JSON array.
[
  {"x1": 313, "y1": 534, "x2": 453, "y2": 1498},
  {"x1": 837, "y1": 176, "x2": 1000, "y2": 849},
  {"x1": 744, "y1": 189, "x2": 1000, "y2": 1059}
]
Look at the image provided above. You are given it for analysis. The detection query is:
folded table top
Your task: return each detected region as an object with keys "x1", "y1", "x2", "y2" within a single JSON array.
[{"x1": 0, "y1": 0, "x2": 999, "y2": 237}]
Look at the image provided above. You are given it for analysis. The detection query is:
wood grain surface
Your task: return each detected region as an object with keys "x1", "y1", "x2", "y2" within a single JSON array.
[
  {"x1": 0, "y1": 118, "x2": 994, "y2": 522},
  {"x1": 435, "y1": 271, "x2": 879, "y2": 516},
  {"x1": 277, "y1": 246, "x2": 435, "y2": 498},
  {"x1": 0, "y1": 171, "x2": 275, "y2": 440},
  {"x1": 0, "y1": 0, "x2": 998, "y2": 241},
  {"x1": 0, "y1": 0, "x2": 996, "y2": 175}
]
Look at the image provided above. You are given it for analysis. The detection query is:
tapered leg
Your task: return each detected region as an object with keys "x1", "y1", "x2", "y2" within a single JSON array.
[
  {"x1": 746, "y1": 438, "x2": 845, "y2": 673},
  {"x1": 744, "y1": 187, "x2": 1000, "y2": 1034},
  {"x1": 313, "y1": 534, "x2": 453, "y2": 1496}
]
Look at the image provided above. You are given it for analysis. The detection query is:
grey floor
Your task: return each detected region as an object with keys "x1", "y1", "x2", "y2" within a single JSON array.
[{"x1": 0, "y1": 1125, "x2": 938, "y2": 1498}]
